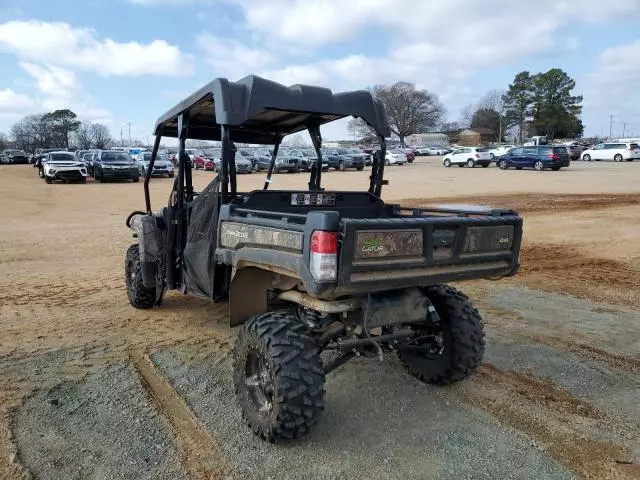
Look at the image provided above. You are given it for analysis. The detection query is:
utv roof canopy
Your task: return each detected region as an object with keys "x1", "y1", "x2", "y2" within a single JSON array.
[
  {"x1": 144, "y1": 75, "x2": 391, "y2": 213},
  {"x1": 153, "y1": 75, "x2": 391, "y2": 143}
]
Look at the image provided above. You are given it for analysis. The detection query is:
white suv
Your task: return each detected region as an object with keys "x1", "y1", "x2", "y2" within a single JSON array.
[{"x1": 581, "y1": 143, "x2": 640, "y2": 162}]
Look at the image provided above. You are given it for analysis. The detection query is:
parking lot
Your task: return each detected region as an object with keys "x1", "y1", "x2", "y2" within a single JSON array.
[{"x1": 1, "y1": 157, "x2": 639, "y2": 479}]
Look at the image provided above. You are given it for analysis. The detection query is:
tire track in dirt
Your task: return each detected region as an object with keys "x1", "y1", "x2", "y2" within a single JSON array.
[
  {"x1": 516, "y1": 244, "x2": 640, "y2": 309},
  {"x1": 130, "y1": 351, "x2": 232, "y2": 480},
  {"x1": 474, "y1": 300, "x2": 640, "y2": 374},
  {"x1": 455, "y1": 363, "x2": 640, "y2": 479},
  {"x1": 401, "y1": 193, "x2": 640, "y2": 214}
]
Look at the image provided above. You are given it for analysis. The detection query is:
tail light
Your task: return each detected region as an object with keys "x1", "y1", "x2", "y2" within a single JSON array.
[
  {"x1": 475, "y1": 154, "x2": 480, "y2": 159},
  {"x1": 548, "y1": 153, "x2": 560, "y2": 160},
  {"x1": 310, "y1": 231, "x2": 338, "y2": 281}
]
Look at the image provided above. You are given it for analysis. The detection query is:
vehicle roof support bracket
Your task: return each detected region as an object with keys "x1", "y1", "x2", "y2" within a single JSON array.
[
  {"x1": 144, "y1": 134, "x2": 162, "y2": 213},
  {"x1": 263, "y1": 135, "x2": 282, "y2": 190},
  {"x1": 308, "y1": 123, "x2": 323, "y2": 191}
]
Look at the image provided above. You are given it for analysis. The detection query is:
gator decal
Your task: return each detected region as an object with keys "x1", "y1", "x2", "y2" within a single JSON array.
[
  {"x1": 220, "y1": 222, "x2": 303, "y2": 251},
  {"x1": 355, "y1": 230, "x2": 423, "y2": 259}
]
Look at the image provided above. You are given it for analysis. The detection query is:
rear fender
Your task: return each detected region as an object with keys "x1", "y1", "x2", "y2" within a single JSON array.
[
  {"x1": 129, "y1": 214, "x2": 162, "y2": 288},
  {"x1": 229, "y1": 267, "x2": 298, "y2": 327}
]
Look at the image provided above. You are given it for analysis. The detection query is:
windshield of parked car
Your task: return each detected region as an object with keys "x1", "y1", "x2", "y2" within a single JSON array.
[
  {"x1": 101, "y1": 152, "x2": 133, "y2": 163},
  {"x1": 336, "y1": 148, "x2": 350, "y2": 155},
  {"x1": 238, "y1": 150, "x2": 253, "y2": 157},
  {"x1": 50, "y1": 153, "x2": 76, "y2": 161},
  {"x1": 203, "y1": 149, "x2": 221, "y2": 158},
  {"x1": 254, "y1": 148, "x2": 270, "y2": 157},
  {"x1": 476, "y1": 148, "x2": 489, "y2": 152},
  {"x1": 347, "y1": 148, "x2": 361, "y2": 154},
  {"x1": 301, "y1": 149, "x2": 317, "y2": 157}
]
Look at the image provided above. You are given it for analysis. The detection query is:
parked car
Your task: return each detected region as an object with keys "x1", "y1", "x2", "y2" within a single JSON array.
[
  {"x1": 323, "y1": 148, "x2": 365, "y2": 171},
  {"x1": 167, "y1": 147, "x2": 179, "y2": 165},
  {"x1": 80, "y1": 151, "x2": 100, "y2": 175},
  {"x1": 442, "y1": 147, "x2": 492, "y2": 168},
  {"x1": 93, "y1": 150, "x2": 140, "y2": 182},
  {"x1": 193, "y1": 148, "x2": 220, "y2": 170},
  {"x1": 385, "y1": 150, "x2": 407, "y2": 165},
  {"x1": 286, "y1": 148, "x2": 328, "y2": 171},
  {"x1": 40, "y1": 151, "x2": 88, "y2": 183},
  {"x1": 497, "y1": 146, "x2": 570, "y2": 171},
  {"x1": 136, "y1": 152, "x2": 175, "y2": 177},
  {"x1": 2, "y1": 149, "x2": 29, "y2": 164},
  {"x1": 236, "y1": 149, "x2": 260, "y2": 172},
  {"x1": 272, "y1": 151, "x2": 301, "y2": 173},
  {"x1": 581, "y1": 142, "x2": 639, "y2": 162},
  {"x1": 488, "y1": 145, "x2": 516, "y2": 159},
  {"x1": 564, "y1": 143, "x2": 583, "y2": 160},
  {"x1": 414, "y1": 146, "x2": 448, "y2": 156}
]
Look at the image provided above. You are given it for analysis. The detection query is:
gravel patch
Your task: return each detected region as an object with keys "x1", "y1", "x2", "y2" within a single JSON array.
[
  {"x1": 152, "y1": 343, "x2": 573, "y2": 480},
  {"x1": 13, "y1": 363, "x2": 186, "y2": 480}
]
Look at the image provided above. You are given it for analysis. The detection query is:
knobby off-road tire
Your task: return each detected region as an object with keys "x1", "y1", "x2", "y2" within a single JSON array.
[
  {"x1": 399, "y1": 285, "x2": 485, "y2": 385},
  {"x1": 125, "y1": 244, "x2": 155, "y2": 309},
  {"x1": 233, "y1": 312, "x2": 326, "y2": 442}
]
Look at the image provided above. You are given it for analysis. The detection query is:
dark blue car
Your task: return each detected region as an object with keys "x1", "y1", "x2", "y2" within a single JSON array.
[{"x1": 497, "y1": 146, "x2": 570, "y2": 171}]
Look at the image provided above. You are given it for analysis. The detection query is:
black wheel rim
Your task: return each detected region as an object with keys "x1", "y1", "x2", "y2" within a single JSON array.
[{"x1": 245, "y1": 348, "x2": 274, "y2": 414}]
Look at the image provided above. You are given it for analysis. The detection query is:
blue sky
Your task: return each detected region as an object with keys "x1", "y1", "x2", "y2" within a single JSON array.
[{"x1": 1, "y1": 0, "x2": 639, "y2": 143}]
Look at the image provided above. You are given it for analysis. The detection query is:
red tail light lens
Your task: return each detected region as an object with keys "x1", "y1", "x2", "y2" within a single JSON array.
[
  {"x1": 475, "y1": 154, "x2": 480, "y2": 159},
  {"x1": 548, "y1": 153, "x2": 560, "y2": 160},
  {"x1": 311, "y1": 231, "x2": 338, "y2": 254},
  {"x1": 310, "y1": 231, "x2": 338, "y2": 281}
]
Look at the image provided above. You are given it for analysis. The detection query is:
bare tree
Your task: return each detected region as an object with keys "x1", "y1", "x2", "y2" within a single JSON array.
[
  {"x1": 90, "y1": 123, "x2": 112, "y2": 149},
  {"x1": 459, "y1": 104, "x2": 475, "y2": 128},
  {"x1": 372, "y1": 82, "x2": 445, "y2": 146},
  {"x1": 74, "y1": 123, "x2": 93, "y2": 150},
  {"x1": 478, "y1": 89, "x2": 506, "y2": 113},
  {"x1": 0, "y1": 132, "x2": 6, "y2": 151},
  {"x1": 346, "y1": 117, "x2": 376, "y2": 141},
  {"x1": 286, "y1": 134, "x2": 308, "y2": 148}
]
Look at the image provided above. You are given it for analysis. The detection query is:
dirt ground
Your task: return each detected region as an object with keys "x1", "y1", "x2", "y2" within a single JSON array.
[{"x1": 1, "y1": 158, "x2": 639, "y2": 480}]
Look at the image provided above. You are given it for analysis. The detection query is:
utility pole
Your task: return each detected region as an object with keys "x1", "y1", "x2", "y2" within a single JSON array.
[
  {"x1": 622, "y1": 122, "x2": 627, "y2": 138},
  {"x1": 128, "y1": 123, "x2": 132, "y2": 147},
  {"x1": 609, "y1": 114, "x2": 614, "y2": 139},
  {"x1": 120, "y1": 128, "x2": 123, "y2": 147}
]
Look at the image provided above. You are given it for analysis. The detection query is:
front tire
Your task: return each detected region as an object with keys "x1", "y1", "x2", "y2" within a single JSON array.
[
  {"x1": 234, "y1": 312, "x2": 325, "y2": 442},
  {"x1": 338, "y1": 161, "x2": 346, "y2": 171},
  {"x1": 582, "y1": 154, "x2": 591, "y2": 161},
  {"x1": 45, "y1": 176, "x2": 52, "y2": 184},
  {"x1": 534, "y1": 160, "x2": 544, "y2": 171},
  {"x1": 498, "y1": 159, "x2": 508, "y2": 170},
  {"x1": 443, "y1": 159, "x2": 451, "y2": 167},
  {"x1": 398, "y1": 285, "x2": 484, "y2": 385},
  {"x1": 614, "y1": 154, "x2": 623, "y2": 162},
  {"x1": 125, "y1": 244, "x2": 155, "y2": 309}
]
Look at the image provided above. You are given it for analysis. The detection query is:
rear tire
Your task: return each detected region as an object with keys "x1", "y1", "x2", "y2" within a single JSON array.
[
  {"x1": 481, "y1": 164, "x2": 489, "y2": 168},
  {"x1": 466, "y1": 159, "x2": 475, "y2": 168},
  {"x1": 234, "y1": 312, "x2": 325, "y2": 442},
  {"x1": 125, "y1": 244, "x2": 155, "y2": 309},
  {"x1": 133, "y1": 176, "x2": 139, "y2": 182},
  {"x1": 398, "y1": 285, "x2": 484, "y2": 385},
  {"x1": 356, "y1": 166, "x2": 364, "y2": 171},
  {"x1": 338, "y1": 161, "x2": 346, "y2": 171},
  {"x1": 552, "y1": 166, "x2": 561, "y2": 171}
]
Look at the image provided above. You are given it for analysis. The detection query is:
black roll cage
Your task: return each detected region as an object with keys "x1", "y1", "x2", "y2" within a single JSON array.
[{"x1": 144, "y1": 123, "x2": 388, "y2": 214}]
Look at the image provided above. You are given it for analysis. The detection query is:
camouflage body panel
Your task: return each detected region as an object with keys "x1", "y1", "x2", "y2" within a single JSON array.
[
  {"x1": 461, "y1": 226, "x2": 514, "y2": 254},
  {"x1": 220, "y1": 222, "x2": 303, "y2": 251},
  {"x1": 354, "y1": 229, "x2": 423, "y2": 259}
]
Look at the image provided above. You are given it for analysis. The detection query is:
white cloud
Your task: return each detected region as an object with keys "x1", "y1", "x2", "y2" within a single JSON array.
[
  {"x1": 581, "y1": 41, "x2": 640, "y2": 136},
  {"x1": 197, "y1": 33, "x2": 275, "y2": 80},
  {"x1": 0, "y1": 89, "x2": 39, "y2": 115},
  {"x1": 0, "y1": 20, "x2": 194, "y2": 77}
]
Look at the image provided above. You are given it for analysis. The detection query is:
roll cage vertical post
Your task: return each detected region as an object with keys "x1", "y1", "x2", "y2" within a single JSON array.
[
  {"x1": 263, "y1": 135, "x2": 282, "y2": 190},
  {"x1": 144, "y1": 134, "x2": 162, "y2": 213},
  {"x1": 220, "y1": 125, "x2": 238, "y2": 203},
  {"x1": 368, "y1": 134, "x2": 388, "y2": 198},
  {"x1": 308, "y1": 123, "x2": 323, "y2": 191}
]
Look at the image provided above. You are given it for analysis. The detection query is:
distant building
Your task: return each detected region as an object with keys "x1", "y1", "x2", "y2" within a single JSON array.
[
  {"x1": 409, "y1": 133, "x2": 449, "y2": 146},
  {"x1": 457, "y1": 128, "x2": 495, "y2": 146}
]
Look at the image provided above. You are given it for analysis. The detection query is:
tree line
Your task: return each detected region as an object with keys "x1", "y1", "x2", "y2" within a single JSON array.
[
  {"x1": 347, "y1": 68, "x2": 583, "y2": 145},
  {"x1": 3, "y1": 109, "x2": 113, "y2": 152}
]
